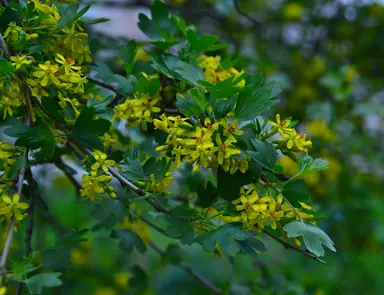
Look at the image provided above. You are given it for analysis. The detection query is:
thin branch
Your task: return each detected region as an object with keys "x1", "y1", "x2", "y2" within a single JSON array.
[
  {"x1": 17, "y1": 83, "x2": 35, "y2": 295},
  {"x1": 233, "y1": 0, "x2": 260, "y2": 25},
  {"x1": 262, "y1": 230, "x2": 326, "y2": 264},
  {"x1": 140, "y1": 217, "x2": 169, "y2": 236},
  {"x1": 148, "y1": 241, "x2": 223, "y2": 295},
  {"x1": 0, "y1": 149, "x2": 28, "y2": 278},
  {"x1": 0, "y1": 32, "x2": 10, "y2": 58},
  {"x1": 86, "y1": 75, "x2": 122, "y2": 95},
  {"x1": 261, "y1": 167, "x2": 290, "y2": 182},
  {"x1": 55, "y1": 161, "x2": 82, "y2": 192}
]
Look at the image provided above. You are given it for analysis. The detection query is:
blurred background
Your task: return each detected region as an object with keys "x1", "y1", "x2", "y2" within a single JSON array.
[{"x1": 3, "y1": 0, "x2": 384, "y2": 294}]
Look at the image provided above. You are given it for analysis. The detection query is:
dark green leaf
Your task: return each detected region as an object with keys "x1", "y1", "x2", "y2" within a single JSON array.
[
  {"x1": 110, "y1": 230, "x2": 147, "y2": 254},
  {"x1": 7, "y1": 155, "x2": 26, "y2": 179},
  {"x1": 213, "y1": 97, "x2": 236, "y2": 119},
  {"x1": 283, "y1": 179, "x2": 310, "y2": 206},
  {"x1": 186, "y1": 29, "x2": 227, "y2": 52},
  {"x1": 71, "y1": 107, "x2": 111, "y2": 150},
  {"x1": 165, "y1": 215, "x2": 194, "y2": 245},
  {"x1": 132, "y1": 72, "x2": 160, "y2": 96},
  {"x1": 217, "y1": 167, "x2": 253, "y2": 201},
  {"x1": 0, "y1": 56, "x2": 16, "y2": 72},
  {"x1": 163, "y1": 243, "x2": 182, "y2": 265},
  {"x1": 121, "y1": 159, "x2": 145, "y2": 181},
  {"x1": 196, "y1": 181, "x2": 218, "y2": 208},
  {"x1": 196, "y1": 223, "x2": 247, "y2": 256},
  {"x1": 80, "y1": 17, "x2": 109, "y2": 25},
  {"x1": 248, "y1": 138, "x2": 277, "y2": 170},
  {"x1": 236, "y1": 233, "x2": 267, "y2": 257},
  {"x1": 55, "y1": 3, "x2": 79, "y2": 29}
]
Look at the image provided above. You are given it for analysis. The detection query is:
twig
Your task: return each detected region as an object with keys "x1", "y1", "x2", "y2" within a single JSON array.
[
  {"x1": 262, "y1": 230, "x2": 326, "y2": 264},
  {"x1": 55, "y1": 161, "x2": 82, "y2": 192},
  {"x1": 0, "y1": 149, "x2": 28, "y2": 279},
  {"x1": 140, "y1": 217, "x2": 169, "y2": 236},
  {"x1": 148, "y1": 241, "x2": 222, "y2": 295},
  {"x1": 86, "y1": 75, "x2": 122, "y2": 95},
  {"x1": 0, "y1": 33, "x2": 10, "y2": 58},
  {"x1": 17, "y1": 83, "x2": 35, "y2": 295},
  {"x1": 233, "y1": 0, "x2": 260, "y2": 25},
  {"x1": 261, "y1": 167, "x2": 290, "y2": 182}
]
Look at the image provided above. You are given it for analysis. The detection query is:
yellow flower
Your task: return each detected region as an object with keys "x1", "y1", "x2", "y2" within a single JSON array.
[
  {"x1": 306, "y1": 120, "x2": 336, "y2": 142},
  {"x1": 0, "y1": 193, "x2": 29, "y2": 221},
  {"x1": 32, "y1": 61, "x2": 61, "y2": 87},
  {"x1": 3, "y1": 22, "x2": 23, "y2": 41},
  {"x1": 0, "y1": 286, "x2": 7, "y2": 295},
  {"x1": 80, "y1": 174, "x2": 115, "y2": 201},
  {"x1": 221, "y1": 119, "x2": 243, "y2": 142},
  {"x1": 91, "y1": 150, "x2": 116, "y2": 173},
  {"x1": 55, "y1": 54, "x2": 82, "y2": 74},
  {"x1": 270, "y1": 114, "x2": 293, "y2": 136},
  {"x1": 215, "y1": 134, "x2": 241, "y2": 164},
  {"x1": 26, "y1": 78, "x2": 49, "y2": 97},
  {"x1": 114, "y1": 272, "x2": 130, "y2": 288},
  {"x1": 10, "y1": 55, "x2": 33, "y2": 69}
]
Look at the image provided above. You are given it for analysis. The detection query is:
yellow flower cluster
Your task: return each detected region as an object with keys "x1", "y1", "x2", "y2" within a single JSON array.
[
  {"x1": 270, "y1": 114, "x2": 312, "y2": 154},
  {"x1": 148, "y1": 172, "x2": 173, "y2": 194},
  {"x1": 198, "y1": 55, "x2": 245, "y2": 85},
  {"x1": 154, "y1": 115, "x2": 248, "y2": 173},
  {"x1": 120, "y1": 216, "x2": 151, "y2": 243},
  {"x1": 27, "y1": 54, "x2": 86, "y2": 98},
  {"x1": 54, "y1": 23, "x2": 92, "y2": 65},
  {"x1": 306, "y1": 120, "x2": 336, "y2": 142},
  {"x1": 10, "y1": 55, "x2": 33, "y2": 70},
  {"x1": 0, "y1": 193, "x2": 29, "y2": 223},
  {"x1": 232, "y1": 185, "x2": 313, "y2": 231},
  {"x1": 0, "y1": 81, "x2": 24, "y2": 119},
  {"x1": 112, "y1": 93, "x2": 161, "y2": 131},
  {"x1": 0, "y1": 140, "x2": 18, "y2": 178},
  {"x1": 80, "y1": 151, "x2": 116, "y2": 200}
]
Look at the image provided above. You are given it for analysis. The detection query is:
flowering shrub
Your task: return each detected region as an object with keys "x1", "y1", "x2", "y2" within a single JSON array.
[{"x1": 0, "y1": 1, "x2": 336, "y2": 294}]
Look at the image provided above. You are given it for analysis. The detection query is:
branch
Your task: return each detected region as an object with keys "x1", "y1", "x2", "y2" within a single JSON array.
[
  {"x1": 262, "y1": 230, "x2": 326, "y2": 264},
  {"x1": 148, "y1": 241, "x2": 223, "y2": 295},
  {"x1": 0, "y1": 32, "x2": 10, "y2": 58},
  {"x1": 86, "y1": 75, "x2": 122, "y2": 95},
  {"x1": 261, "y1": 167, "x2": 290, "y2": 182}
]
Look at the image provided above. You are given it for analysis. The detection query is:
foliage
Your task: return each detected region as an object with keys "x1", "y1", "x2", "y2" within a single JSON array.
[{"x1": 1, "y1": 0, "x2": 382, "y2": 294}]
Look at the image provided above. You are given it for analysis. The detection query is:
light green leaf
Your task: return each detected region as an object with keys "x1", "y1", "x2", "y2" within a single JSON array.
[
  {"x1": 26, "y1": 273, "x2": 62, "y2": 294},
  {"x1": 298, "y1": 155, "x2": 328, "y2": 175},
  {"x1": 283, "y1": 221, "x2": 336, "y2": 257}
]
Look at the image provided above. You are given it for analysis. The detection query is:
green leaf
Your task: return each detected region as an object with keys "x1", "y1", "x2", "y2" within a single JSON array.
[
  {"x1": 173, "y1": 60, "x2": 205, "y2": 86},
  {"x1": 129, "y1": 265, "x2": 148, "y2": 294},
  {"x1": 26, "y1": 273, "x2": 62, "y2": 294},
  {"x1": 236, "y1": 233, "x2": 267, "y2": 257},
  {"x1": 235, "y1": 83, "x2": 279, "y2": 121},
  {"x1": 196, "y1": 181, "x2": 218, "y2": 208},
  {"x1": 199, "y1": 75, "x2": 244, "y2": 99},
  {"x1": 137, "y1": 0, "x2": 177, "y2": 46},
  {"x1": 7, "y1": 155, "x2": 26, "y2": 179},
  {"x1": 186, "y1": 29, "x2": 227, "y2": 52},
  {"x1": 196, "y1": 223, "x2": 248, "y2": 256},
  {"x1": 114, "y1": 74, "x2": 135, "y2": 95},
  {"x1": 121, "y1": 159, "x2": 145, "y2": 181},
  {"x1": 298, "y1": 155, "x2": 328, "y2": 175},
  {"x1": 119, "y1": 40, "x2": 137, "y2": 74},
  {"x1": 283, "y1": 221, "x2": 336, "y2": 257},
  {"x1": 248, "y1": 138, "x2": 276, "y2": 170},
  {"x1": 176, "y1": 94, "x2": 204, "y2": 118},
  {"x1": 10, "y1": 259, "x2": 35, "y2": 281},
  {"x1": 80, "y1": 17, "x2": 109, "y2": 25},
  {"x1": 51, "y1": 229, "x2": 88, "y2": 249},
  {"x1": 163, "y1": 243, "x2": 182, "y2": 265},
  {"x1": 89, "y1": 62, "x2": 116, "y2": 83},
  {"x1": 87, "y1": 95, "x2": 114, "y2": 118},
  {"x1": 55, "y1": 3, "x2": 79, "y2": 29},
  {"x1": 110, "y1": 229, "x2": 147, "y2": 254},
  {"x1": 5, "y1": 119, "x2": 55, "y2": 159},
  {"x1": 0, "y1": 56, "x2": 16, "y2": 72},
  {"x1": 283, "y1": 179, "x2": 310, "y2": 206},
  {"x1": 217, "y1": 167, "x2": 253, "y2": 201},
  {"x1": 213, "y1": 96, "x2": 236, "y2": 119},
  {"x1": 132, "y1": 72, "x2": 160, "y2": 96},
  {"x1": 71, "y1": 107, "x2": 111, "y2": 150},
  {"x1": 165, "y1": 215, "x2": 195, "y2": 245}
]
